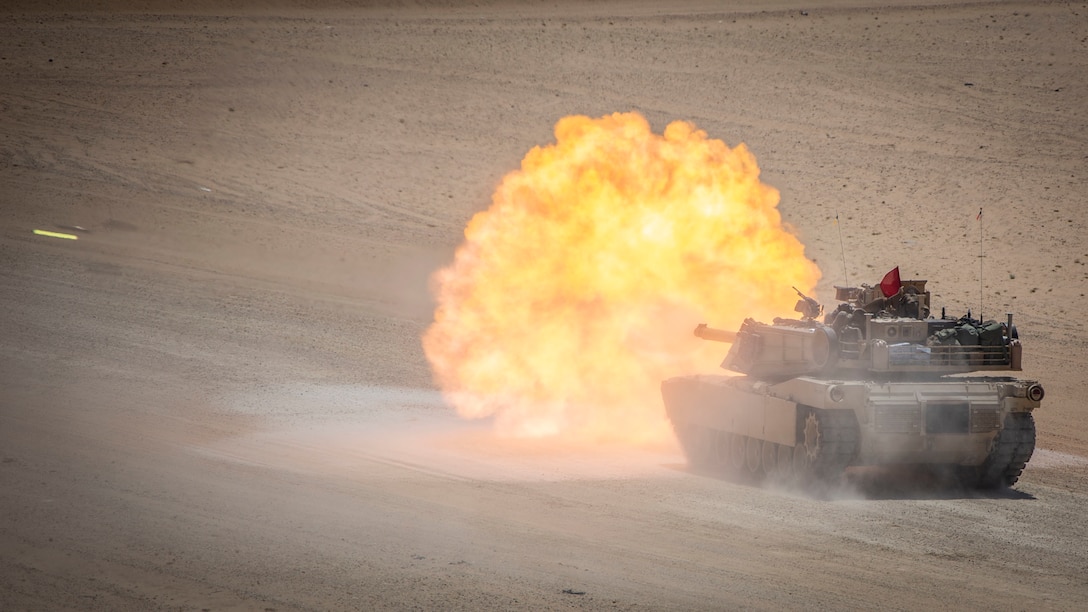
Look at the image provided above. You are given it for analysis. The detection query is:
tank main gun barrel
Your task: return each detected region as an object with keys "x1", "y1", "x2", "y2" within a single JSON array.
[{"x1": 694, "y1": 323, "x2": 737, "y2": 343}]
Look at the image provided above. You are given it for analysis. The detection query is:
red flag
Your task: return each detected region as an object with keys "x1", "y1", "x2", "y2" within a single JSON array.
[{"x1": 880, "y1": 266, "x2": 901, "y2": 297}]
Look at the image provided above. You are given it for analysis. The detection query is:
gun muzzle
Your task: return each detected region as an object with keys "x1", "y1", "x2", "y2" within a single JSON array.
[{"x1": 694, "y1": 323, "x2": 738, "y2": 343}]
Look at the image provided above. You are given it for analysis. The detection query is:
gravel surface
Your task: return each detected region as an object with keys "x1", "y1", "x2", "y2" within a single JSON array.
[{"x1": 2, "y1": 1, "x2": 1087, "y2": 609}]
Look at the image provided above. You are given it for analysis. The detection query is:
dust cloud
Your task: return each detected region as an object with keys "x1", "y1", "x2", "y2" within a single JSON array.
[
  {"x1": 209, "y1": 383, "x2": 682, "y2": 483},
  {"x1": 424, "y1": 112, "x2": 819, "y2": 442}
]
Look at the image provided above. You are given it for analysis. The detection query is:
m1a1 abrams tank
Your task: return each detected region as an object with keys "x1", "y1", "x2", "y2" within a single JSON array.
[{"x1": 661, "y1": 271, "x2": 1044, "y2": 489}]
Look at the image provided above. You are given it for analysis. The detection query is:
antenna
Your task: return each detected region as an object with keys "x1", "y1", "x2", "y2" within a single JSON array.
[
  {"x1": 977, "y1": 207, "x2": 984, "y2": 321},
  {"x1": 836, "y1": 211, "x2": 849, "y2": 287}
]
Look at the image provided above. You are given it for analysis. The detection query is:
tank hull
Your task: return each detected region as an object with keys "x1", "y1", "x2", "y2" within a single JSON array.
[{"x1": 662, "y1": 374, "x2": 1039, "y2": 488}]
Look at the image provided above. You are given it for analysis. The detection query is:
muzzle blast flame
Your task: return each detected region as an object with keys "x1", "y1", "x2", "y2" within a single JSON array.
[{"x1": 423, "y1": 112, "x2": 819, "y2": 443}]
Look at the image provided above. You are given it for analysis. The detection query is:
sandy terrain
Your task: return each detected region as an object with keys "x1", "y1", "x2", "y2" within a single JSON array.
[{"x1": 2, "y1": 1, "x2": 1087, "y2": 609}]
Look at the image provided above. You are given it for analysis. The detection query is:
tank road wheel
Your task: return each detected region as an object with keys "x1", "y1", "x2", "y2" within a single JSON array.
[
  {"x1": 961, "y1": 412, "x2": 1037, "y2": 489},
  {"x1": 729, "y1": 434, "x2": 747, "y2": 474},
  {"x1": 791, "y1": 442, "x2": 810, "y2": 478},
  {"x1": 776, "y1": 444, "x2": 794, "y2": 481},
  {"x1": 746, "y1": 437, "x2": 763, "y2": 476},
  {"x1": 794, "y1": 408, "x2": 860, "y2": 482},
  {"x1": 761, "y1": 440, "x2": 778, "y2": 476}
]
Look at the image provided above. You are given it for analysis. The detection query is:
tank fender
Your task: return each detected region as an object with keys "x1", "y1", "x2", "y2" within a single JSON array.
[
  {"x1": 761, "y1": 395, "x2": 797, "y2": 446},
  {"x1": 764, "y1": 377, "x2": 868, "y2": 412}
]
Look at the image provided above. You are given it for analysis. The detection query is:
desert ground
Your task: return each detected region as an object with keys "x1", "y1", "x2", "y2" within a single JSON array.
[{"x1": 3, "y1": 1, "x2": 1088, "y2": 609}]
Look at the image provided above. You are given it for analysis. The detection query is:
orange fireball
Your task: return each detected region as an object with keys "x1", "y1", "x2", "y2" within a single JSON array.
[{"x1": 423, "y1": 112, "x2": 820, "y2": 443}]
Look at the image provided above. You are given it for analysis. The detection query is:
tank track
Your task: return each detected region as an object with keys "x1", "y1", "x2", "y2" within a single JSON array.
[
  {"x1": 671, "y1": 407, "x2": 860, "y2": 485},
  {"x1": 963, "y1": 412, "x2": 1036, "y2": 489}
]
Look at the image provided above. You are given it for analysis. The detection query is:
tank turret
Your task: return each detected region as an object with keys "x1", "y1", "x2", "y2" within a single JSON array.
[
  {"x1": 662, "y1": 271, "x2": 1043, "y2": 490},
  {"x1": 693, "y1": 282, "x2": 1022, "y2": 380},
  {"x1": 696, "y1": 320, "x2": 839, "y2": 379}
]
